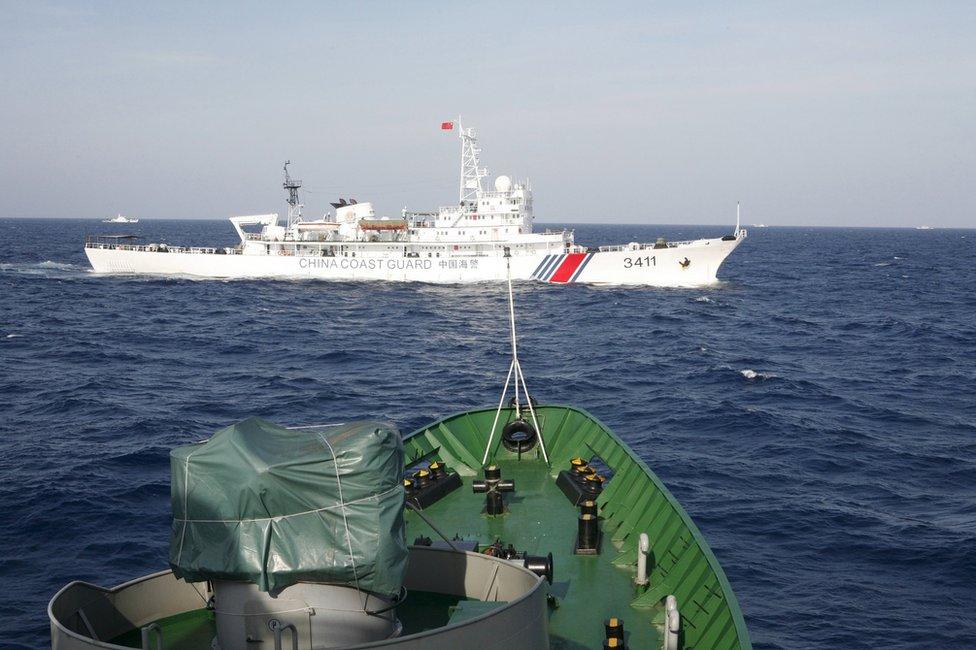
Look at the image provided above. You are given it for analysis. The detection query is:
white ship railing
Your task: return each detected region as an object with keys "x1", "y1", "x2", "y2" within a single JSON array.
[
  {"x1": 85, "y1": 240, "x2": 242, "y2": 255},
  {"x1": 85, "y1": 240, "x2": 580, "y2": 256},
  {"x1": 597, "y1": 239, "x2": 700, "y2": 252}
]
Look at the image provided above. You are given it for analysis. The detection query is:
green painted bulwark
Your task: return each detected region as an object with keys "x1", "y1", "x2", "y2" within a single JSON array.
[{"x1": 406, "y1": 404, "x2": 752, "y2": 650}]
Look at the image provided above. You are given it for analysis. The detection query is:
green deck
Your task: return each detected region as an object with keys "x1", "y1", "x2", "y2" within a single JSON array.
[{"x1": 402, "y1": 405, "x2": 751, "y2": 650}]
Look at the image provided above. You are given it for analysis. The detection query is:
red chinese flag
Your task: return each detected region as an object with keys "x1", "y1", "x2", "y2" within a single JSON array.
[{"x1": 441, "y1": 121, "x2": 454, "y2": 130}]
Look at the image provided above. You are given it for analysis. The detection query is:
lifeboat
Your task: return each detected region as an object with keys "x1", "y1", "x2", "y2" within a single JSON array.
[{"x1": 359, "y1": 219, "x2": 408, "y2": 231}]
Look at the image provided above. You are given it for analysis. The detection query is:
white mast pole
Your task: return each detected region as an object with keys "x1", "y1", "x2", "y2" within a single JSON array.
[
  {"x1": 482, "y1": 248, "x2": 550, "y2": 466},
  {"x1": 458, "y1": 116, "x2": 464, "y2": 204},
  {"x1": 283, "y1": 161, "x2": 303, "y2": 228},
  {"x1": 507, "y1": 252, "x2": 522, "y2": 420},
  {"x1": 735, "y1": 201, "x2": 741, "y2": 237}
]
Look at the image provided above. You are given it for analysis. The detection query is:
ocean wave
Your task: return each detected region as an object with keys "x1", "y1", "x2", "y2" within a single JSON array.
[
  {"x1": 740, "y1": 368, "x2": 776, "y2": 380},
  {"x1": 38, "y1": 260, "x2": 82, "y2": 270},
  {"x1": 0, "y1": 260, "x2": 90, "y2": 279}
]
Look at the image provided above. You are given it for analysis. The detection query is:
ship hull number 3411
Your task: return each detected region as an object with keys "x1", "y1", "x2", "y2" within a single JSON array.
[{"x1": 623, "y1": 256, "x2": 656, "y2": 268}]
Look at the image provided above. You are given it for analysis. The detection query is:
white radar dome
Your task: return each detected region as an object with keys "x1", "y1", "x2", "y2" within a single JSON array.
[{"x1": 494, "y1": 175, "x2": 513, "y2": 192}]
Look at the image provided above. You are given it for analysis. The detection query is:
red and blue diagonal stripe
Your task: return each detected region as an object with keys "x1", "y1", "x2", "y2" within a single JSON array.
[{"x1": 531, "y1": 253, "x2": 593, "y2": 283}]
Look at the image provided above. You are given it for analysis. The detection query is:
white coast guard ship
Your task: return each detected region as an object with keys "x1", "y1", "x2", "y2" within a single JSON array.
[{"x1": 84, "y1": 123, "x2": 746, "y2": 285}]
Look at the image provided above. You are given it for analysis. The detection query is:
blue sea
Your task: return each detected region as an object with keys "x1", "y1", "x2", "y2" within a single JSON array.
[{"x1": 1, "y1": 218, "x2": 974, "y2": 649}]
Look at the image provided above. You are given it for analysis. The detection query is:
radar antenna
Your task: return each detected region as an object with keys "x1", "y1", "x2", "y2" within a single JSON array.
[
  {"x1": 482, "y1": 247, "x2": 550, "y2": 466},
  {"x1": 458, "y1": 121, "x2": 488, "y2": 204},
  {"x1": 283, "y1": 160, "x2": 303, "y2": 226}
]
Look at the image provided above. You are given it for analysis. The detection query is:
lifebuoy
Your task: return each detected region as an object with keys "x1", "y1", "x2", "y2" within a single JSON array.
[{"x1": 502, "y1": 419, "x2": 538, "y2": 454}]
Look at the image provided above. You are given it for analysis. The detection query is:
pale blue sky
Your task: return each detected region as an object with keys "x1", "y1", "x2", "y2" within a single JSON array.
[{"x1": 1, "y1": 1, "x2": 973, "y2": 226}]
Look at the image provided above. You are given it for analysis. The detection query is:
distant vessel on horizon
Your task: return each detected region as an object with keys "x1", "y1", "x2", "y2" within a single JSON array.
[
  {"x1": 85, "y1": 122, "x2": 746, "y2": 286},
  {"x1": 102, "y1": 214, "x2": 138, "y2": 224},
  {"x1": 915, "y1": 225, "x2": 934, "y2": 230}
]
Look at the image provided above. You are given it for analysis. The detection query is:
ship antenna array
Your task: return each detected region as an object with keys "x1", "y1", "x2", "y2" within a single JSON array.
[
  {"x1": 458, "y1": 120, "x2": 488, "y2": 204},
  {"x1": 482, "y1": 248, "x2": 550, "y2": 466},
  {"x1": 283, "y1": 160, "x2": 303, "y2": 226}
]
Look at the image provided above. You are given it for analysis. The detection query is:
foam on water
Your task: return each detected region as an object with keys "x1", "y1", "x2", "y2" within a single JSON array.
[
  {"x1": 1, "y1": 219, "x2": 975, "y2": 649},
  {"x1": 0, "y1": 260, "x2": 90, "y2": 279}
]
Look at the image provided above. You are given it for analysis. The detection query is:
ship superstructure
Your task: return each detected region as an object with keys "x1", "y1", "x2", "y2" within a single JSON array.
[{"x1": 85, "y1": 122, "x2": 746, "y2": 285}]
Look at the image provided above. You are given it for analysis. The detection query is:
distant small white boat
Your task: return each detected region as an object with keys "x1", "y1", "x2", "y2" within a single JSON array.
[
  {"x1": 915, "y1": 225, "x2": 933, "y2": 230},
  {"x1": 751, "y1": 223, "x2": 767, "y2": 228},
  {"x1": 102, "y1": 214, "x2": 139, "y2": 224}
]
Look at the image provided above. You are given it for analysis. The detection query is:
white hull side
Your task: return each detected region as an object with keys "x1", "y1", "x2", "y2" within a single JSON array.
[{"x1": 84, "y1": 237, "x2": 741, "y2": 286}]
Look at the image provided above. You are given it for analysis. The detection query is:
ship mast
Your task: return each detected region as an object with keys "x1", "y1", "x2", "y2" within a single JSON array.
[
  {"x1": 283, "y1": 161, "x2": 303, "y2": 226},
  {"x1": 458, "y1": 121, "x2": 488, "y2": 204},
  {"x1": 482, "y1": 247, "x2": 550, "y2": 466}
]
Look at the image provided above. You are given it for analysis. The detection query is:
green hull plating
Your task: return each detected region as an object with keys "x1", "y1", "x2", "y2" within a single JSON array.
[{"x1": 402, "y1": 404, "x2": 751, "y2": 649}]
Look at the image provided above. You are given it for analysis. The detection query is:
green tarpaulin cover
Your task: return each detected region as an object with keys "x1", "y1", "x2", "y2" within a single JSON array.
[{"x1": 169, "y1": 418, "x2": 407, "y2": 597}]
